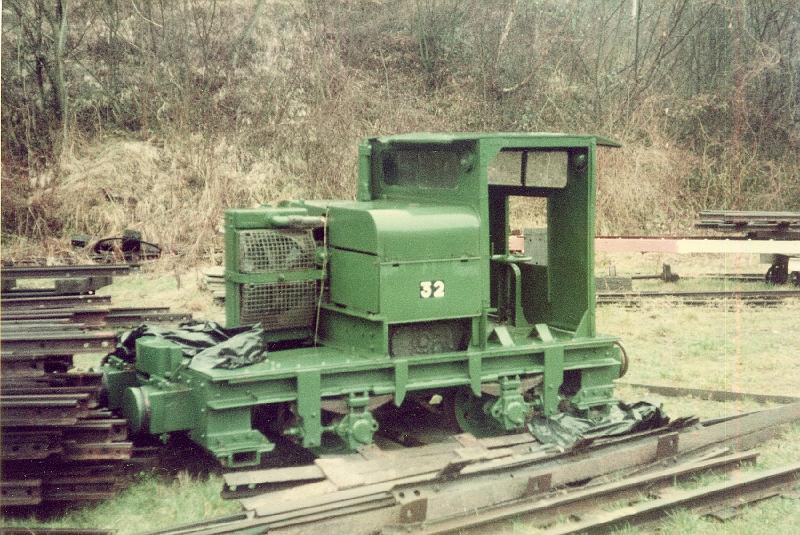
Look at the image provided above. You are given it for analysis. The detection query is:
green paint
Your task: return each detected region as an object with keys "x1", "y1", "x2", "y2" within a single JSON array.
[
  {"x1": 489, "y1": 376, "x2": 530, "y2": 430},
  {"x1": 333, "y1": 393, "x2": 380, "y2": 449},
  {"x1": 106, "y1": 133, "x2": 626, "y2": 464}
]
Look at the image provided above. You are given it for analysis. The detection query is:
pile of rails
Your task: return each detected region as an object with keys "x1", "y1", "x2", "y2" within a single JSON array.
[
  {"x1": 201, "y1": 266, "x2": 225, "y2": 304},
  {"x1": 1, "y1": 370, "x2": 134, "y2": 506},
  {"x1": 696, "y1": 210, "x2": 800, "y2": 238},
  {"x1": 0, "y1": 264, "x2": 190, "y2": 507},
  {"x1": 596, "y1": 210, "x2": 800, "y2": 287},
  {"x1": 150, "y1": 402, "x2": 800, "y2": 535}
]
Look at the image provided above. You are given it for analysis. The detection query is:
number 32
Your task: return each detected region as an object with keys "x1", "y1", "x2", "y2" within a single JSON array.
[{"x1": 420, "y1": 280, "x2": 445, "y2": 298}]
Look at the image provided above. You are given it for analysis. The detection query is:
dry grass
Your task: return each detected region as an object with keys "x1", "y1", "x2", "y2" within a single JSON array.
[
  {"x1": 596, "y1": 135, "x2": 701, "y2": 236},
  {"x1": 47, "y1": 137, "x2": 306, "y2": 260},
  {"x1": 96, "y1": 266, "x2": 225, "y2": 321},
  {"x1": 3, "y1": 0, "x2": 798, "y2": 265}
]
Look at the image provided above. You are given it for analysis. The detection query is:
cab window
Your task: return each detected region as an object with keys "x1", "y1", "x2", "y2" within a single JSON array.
[
  {"x1": 488, "y1": 149, "x2": 568, "y2": 188},
  {"x1": 382, "y1": 149, "x2": 460, "y2": 189}
]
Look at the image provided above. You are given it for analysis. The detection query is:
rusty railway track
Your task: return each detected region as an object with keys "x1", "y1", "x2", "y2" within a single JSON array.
[
  {"x1": 144, "y1": 402, "x2": 800, "y2": 535},
  {"x1": 0, "y1": 277, "x2": 187, "y2": 509},
  {"x1": 1, "y1": 306, "x2": 193, "y2": 328},
  {"x1": 1, "y1": 264, "x2": 136, "y2": 279},
  {"x1": 597, "y1": 289, "x2": 800, "y2": 306},
  {"x1": 0, "y1": 294, "x2": 113, "y2": 310},
  {"x1": 0, "y1": 368, "x2": 138, "y2": 507},
  {"x1": 1, "y1": 331, "x2": 118, "y2": 358}
]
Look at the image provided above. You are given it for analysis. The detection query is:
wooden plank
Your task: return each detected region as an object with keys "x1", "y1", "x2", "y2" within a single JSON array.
[
  {"x1": 415, "y1": 451, "x2": 760, "y2": 534},
  {"x1": 223, "y1": 464, "x2": 325, "y2": 490}
]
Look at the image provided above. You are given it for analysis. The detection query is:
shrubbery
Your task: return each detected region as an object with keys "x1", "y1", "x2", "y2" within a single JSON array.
[{"x1": 2, "y1": 0, "x2": 798, "y2": 260}]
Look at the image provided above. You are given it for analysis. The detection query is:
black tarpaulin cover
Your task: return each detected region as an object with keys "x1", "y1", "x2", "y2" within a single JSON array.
[
  {"x1": 107, "y1": 321, "x2": 268, "y2": 369},
  {"x1": 529, "y1": 401, "x2": 674, "y2": 449}
]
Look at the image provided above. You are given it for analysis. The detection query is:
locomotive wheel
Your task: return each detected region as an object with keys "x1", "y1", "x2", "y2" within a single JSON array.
[{"x1": 443, "y1": 387, "x2": 505, "y2": 438}]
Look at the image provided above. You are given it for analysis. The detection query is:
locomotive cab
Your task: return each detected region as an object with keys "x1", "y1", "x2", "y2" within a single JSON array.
[{"x1": 357, "y1": 133, "x2": 622, "y2": 347}]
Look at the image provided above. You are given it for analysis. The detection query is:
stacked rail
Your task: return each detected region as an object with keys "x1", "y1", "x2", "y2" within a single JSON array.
[
  {"x1": 1, "y1": 264, "x2": 135, "y2": 300},
  {"x1": 0, "y1": 371, "x2": 134, "y2": 506},
  {"x1": 148, "y1": 402, "x2": 800, "y2": 534},
  {"x1": 0, "y1": 263, "x2": 191, "y2": 507},
  {"x1": 696, "y1": 210, "x2": 800, "y2": 234},
  {"x1": 201, "y1": 266, "x2": 225, "y2": 304}
]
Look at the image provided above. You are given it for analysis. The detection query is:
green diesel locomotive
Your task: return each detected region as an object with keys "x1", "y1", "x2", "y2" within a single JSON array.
[{"x1": 102, "y1": 133, "x2": 626, "y2": 467}]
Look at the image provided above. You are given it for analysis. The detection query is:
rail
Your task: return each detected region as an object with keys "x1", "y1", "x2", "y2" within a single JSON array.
[
  {"x1": 1, "y1": 264, "x2": 136, "y2": 279},
  {"x1": 597, "y1": 289, "x2": 800, "y2": 305},
  {"x1": 147, "y1": 402, "x2": 800, "y2": 535}
]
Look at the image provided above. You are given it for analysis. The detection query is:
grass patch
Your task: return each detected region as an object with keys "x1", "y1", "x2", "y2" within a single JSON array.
[
  {"x1": 1, "y1": 472, "x2": 239, "y2": 534},
  {"x1": 96, "y1": 266, "x2": 225, "y2": 322},
  {"x1": 589, "y1": 296, "x2": 800, "y2": 535},
  {"x1": 599, "y1": 299, "x2": 800, "y2": 396}
]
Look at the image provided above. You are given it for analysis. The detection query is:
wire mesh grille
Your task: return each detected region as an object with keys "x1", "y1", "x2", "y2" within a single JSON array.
[
  {"x1": 239, "y1": 280, "x2": 317, "y2": 330},
  {"x1": 238, "y1": 229, "x2": 316, "y2": 273},
  {"x1": 236, "y1": 228, "x2": 318, "y2": 330}
]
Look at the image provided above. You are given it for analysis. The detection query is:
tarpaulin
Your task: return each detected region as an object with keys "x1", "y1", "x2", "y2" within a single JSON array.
[
  {"x1": 529, "y1": 401, "x2": 679, "y2": 449},
  {"x1": 106, "y1": 320, "x2": 268, "y2": 369},
  {"x1": 188, "y1": 328, "x2": 270, "y2": 371}
]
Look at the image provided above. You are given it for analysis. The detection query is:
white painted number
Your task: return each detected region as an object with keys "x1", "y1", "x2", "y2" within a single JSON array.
[
  {"x1": 432, "y1": 280, "x2": 445, "y2": 298},
  {"x1": 420, "y1": 280, "x2": 445, "y2": 298},
  {"x1": 420, "y1": 281, "x2": 432, "y2": 298}
]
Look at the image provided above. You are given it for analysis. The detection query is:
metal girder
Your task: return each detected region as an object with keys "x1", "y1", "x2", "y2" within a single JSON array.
[
  {"x1": 2, "y1": 430, "x2": 64, "y2": 460},
  {"x1": 1, "y1": 331, "x2": 117, "y2": 357},
  {"x1": 1, "y1": 264, "x2": 134, "y2": 279},
  {"x1": 0, "y1": 479, "x2": 42, "y2": 506},
  {"x1": 597, "y1": 289, "x2": 800, "y2": 305},
  {"x1": 0, "y1": 294, "x2": 112, "y2": 310},
  {"x1": 61, "y1": 441, "x2": 133, "y2": 461},
  {"x1": 618, "y1": 382, "x2": 800, "y2": 404},
  {"x1": 0, "y1": 306, "x2": 192, "y2": 327},
  {"x1": 148, "y1": 403, "x2": 800, "y2": 535},
  {"x1": 595, "y1": 236, "x2": 800, "y2": 255},
  {"x1": 0, "y1": 394, "x2": 93, "y2": 427}
]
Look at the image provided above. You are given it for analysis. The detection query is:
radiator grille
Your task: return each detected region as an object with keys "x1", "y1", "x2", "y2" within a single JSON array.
[
  {"x1": 238, "y1": 229, "x2": 316, "y2": 273},
  {"x1": 239, "y1": 281, "x2": 317, "y2": 330},
  {"x1": 236, "y1": 228, "x2": 317, "y2": 330}
]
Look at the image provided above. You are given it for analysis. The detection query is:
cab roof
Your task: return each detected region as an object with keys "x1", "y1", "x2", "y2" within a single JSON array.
[{"x1": 369, "y1": 132, "x2": 622, "y2": 148}]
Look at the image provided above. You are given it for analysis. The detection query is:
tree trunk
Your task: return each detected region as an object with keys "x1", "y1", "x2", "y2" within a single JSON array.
[{"x1": 53, "y1": 0, "x2": 69, "y2": 149}]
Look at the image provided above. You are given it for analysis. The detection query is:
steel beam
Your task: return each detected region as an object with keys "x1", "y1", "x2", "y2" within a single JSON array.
[
  {"x1": 1, "y1": 264, "x2": 135, "y2": 279},
  {"x1": 597, "y1": 289, "x2": 800, "y2": 305},
  {"x1": 617, "y1": 382, "x2": 800, "y2": 404},
  {"x1": 1, "y1": 331, "x2": 117, "y2": 357},
  {"x1": 545, "y1": 462, "x2": 800, "y2": 534},
  {"x1": 0, "y1": 295, "x2": 112, "y2": 310}
]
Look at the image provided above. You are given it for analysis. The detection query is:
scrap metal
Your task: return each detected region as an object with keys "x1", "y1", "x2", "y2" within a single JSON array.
[
  {"x1": 145, "y1": 402, "x2": 800, "y2": 535},
  {"x1": 0, "y1": 274, "x2": 187, "y2": 508}
]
